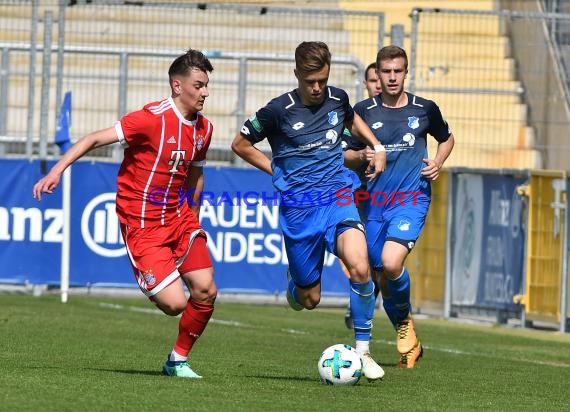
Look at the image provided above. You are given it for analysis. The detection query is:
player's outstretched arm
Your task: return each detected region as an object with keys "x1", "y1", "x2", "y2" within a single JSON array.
[
  {"x1": 32, "y1": 126, "x2": 119, "y2": 200},
  {"x1": 231, "y1": 133, "x2": 273, "y2": 176}
]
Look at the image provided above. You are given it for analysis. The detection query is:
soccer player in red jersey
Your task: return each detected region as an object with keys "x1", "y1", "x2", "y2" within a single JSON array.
[{"x1": 33, "y1": 49, "x2": 217, "y2": 379}]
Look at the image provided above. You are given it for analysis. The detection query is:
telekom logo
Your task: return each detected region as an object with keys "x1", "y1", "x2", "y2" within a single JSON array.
[{"x1": 168, "y1": 150, "x2": 186, "y2": 173}]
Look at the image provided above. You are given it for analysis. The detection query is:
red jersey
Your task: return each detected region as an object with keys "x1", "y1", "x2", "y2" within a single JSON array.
[{"x1": 115, "y1": 97, "x2": 213, "y2": 228}]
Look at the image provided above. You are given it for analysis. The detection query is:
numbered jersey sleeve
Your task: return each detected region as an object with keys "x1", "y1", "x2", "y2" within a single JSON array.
[{"x1": 240, "y1": 103, "x2": 278, "y2": 144}]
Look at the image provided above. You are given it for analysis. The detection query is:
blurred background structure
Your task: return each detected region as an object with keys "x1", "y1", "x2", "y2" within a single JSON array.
[
  {"x1": 1, "y1": 0, "x2": 569, "y2": 169},
  {"x1": 0, "y1": 0, "x2": 568, "y2": 332}
]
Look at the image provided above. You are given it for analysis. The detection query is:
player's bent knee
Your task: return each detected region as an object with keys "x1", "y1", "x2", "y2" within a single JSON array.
[
  {"x1": 355, "y1": 261, "x2": 370, "y2": 278},
  {"x1": 158, "y1": 300, "x2": 186, "y2": 316},
  {"x1": 198, "y1": 289, "x2": 217, "y2": 305},
  {"x1": 208, "y1": 290, "x2": 218, "y2": 304},
  {"x1": 152, "y1": 288, "x2": 188, "y2": 315},
  {"x1": 347, "y1": 264, "x2": 370, "y2": 283},
  {"x1": 382, "y1": 262, "x2": 404, "y2": 279},
  {"x1": 190, "y1": 284, "x2": 217, "y2": 304}
]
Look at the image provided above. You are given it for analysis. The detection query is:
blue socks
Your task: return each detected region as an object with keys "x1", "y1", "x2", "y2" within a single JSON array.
[
  {"x1": 386, "y1": 268, "x2": 411, "y2": 322},
  {"x1": 382, "y1": 295, "x2": 398, "y2": 328},
  {"x1": 349, "y1": 278, "x2": 375, "y2": 341}
]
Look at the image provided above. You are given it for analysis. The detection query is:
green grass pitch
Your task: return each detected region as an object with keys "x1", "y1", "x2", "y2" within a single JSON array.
[{"x1": 1, "y1": 294, "x2": 569, "y2": 411}]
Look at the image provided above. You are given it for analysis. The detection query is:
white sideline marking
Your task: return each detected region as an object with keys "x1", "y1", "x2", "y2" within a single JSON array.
[
  {"x1": 99, "y1": 302, "x2": 163, "y2": 316},
  {"x1": 281, "y1": 328, "x2": 308, "y2": 335},
  {"x1": 98, "y1": 303, "x2": 569, "y2": 369},
  {"x1": 373, "y1": 338, "x2": 570, "y2": 368},
  {"x1": 210, "y1": 319, "x2": 245, "y2": 327},
  {"x1": 98, "y1": 302, "x2": 247, "y2": 326}
]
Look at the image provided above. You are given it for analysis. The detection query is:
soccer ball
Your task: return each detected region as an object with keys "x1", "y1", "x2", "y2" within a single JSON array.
[{"x1": 317, "y1": 344, "x2": 362, "y2": 385}]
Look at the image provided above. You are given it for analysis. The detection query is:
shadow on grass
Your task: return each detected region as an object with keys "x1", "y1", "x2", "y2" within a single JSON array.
[
  {"x1": 245, "y1": 374, "x2": 316, "y2": 382},
  {"x1": 87, "y1": 367, "x2": 162, "y2": 377}
]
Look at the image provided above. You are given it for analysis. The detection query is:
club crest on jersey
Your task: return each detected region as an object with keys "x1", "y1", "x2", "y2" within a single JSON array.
[
  {"x1": 408, "y1": 116, "x2": 419, "y2": 129},
  {"x1": 327, "y1": 111, "x2": 339, "y2": 126},
  {"x1": 196, "y1": 135, "x2": 204, "y2": 151}
]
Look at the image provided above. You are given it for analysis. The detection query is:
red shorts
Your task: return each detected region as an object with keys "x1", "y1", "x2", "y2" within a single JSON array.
[{"x1": 120, "y1": 213, "x2": 212, "y2": 297}]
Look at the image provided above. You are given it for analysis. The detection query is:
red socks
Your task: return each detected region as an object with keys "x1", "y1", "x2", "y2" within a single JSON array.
[{"x1": 173, "y1": 299, "x2": 214, "y2": 357}]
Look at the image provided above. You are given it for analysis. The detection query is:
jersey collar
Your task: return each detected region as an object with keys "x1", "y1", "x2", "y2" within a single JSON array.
[{"x1": 168, "y1": 97, "x2": 200, "y2": 125}]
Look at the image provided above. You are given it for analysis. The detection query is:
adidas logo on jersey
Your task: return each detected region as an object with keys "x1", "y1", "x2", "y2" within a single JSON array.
[{"x1": 167, "y1": 136, "x2": 176, "y2": 144}]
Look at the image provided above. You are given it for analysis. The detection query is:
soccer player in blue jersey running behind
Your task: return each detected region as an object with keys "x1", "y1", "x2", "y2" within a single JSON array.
[
  {"x1": 341, "y1": 62, "x2": 380, "y2": 329},
  {"x1": 343, "y1": 45, "x2": 455, "y2": 368},
  {"x1": 231, "y1": 41, "x2": 387, "y2": 381}
]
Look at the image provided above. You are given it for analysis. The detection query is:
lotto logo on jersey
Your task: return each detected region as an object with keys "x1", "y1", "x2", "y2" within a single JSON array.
[
  {"x1": 292, "y1": 122, "x2": 305, "y2": 130},
  {"x1": 371, "y1": 122, "x2": 383, "y2": 129}
]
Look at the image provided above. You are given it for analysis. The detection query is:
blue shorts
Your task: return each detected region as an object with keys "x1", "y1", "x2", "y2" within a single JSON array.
[
  {"x1": 280, "y1": 202, "x2": 362, "y2": 288},
  {"x1": 366, "y1": 205, "x2": 428, "y2": 271}
]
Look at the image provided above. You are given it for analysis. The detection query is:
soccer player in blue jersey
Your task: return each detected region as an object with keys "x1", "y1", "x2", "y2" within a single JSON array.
[
  {"x1": 344, "y1": 62, "x2": 382, "y2": 216},
  {"x1": 341, "y1": 62, "x2": 379, "y2": 328},
  {"x1": 231, "y1": 41, "x2": 387, "y2": 381},
  {"x1": 343, "y1": 45, "x2": 455, "y2": 368}
]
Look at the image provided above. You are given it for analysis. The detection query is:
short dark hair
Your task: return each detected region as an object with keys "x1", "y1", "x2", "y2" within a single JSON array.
[
  {"x1": 295, "y1": 41, "x2": 331, "y2": 73},
  {"x1": 168, "y1": 48, "x2": 214, "y2": 80},
  {"x1": 364, "y1": 62, "x2": 377, "y2": 81},
  {"x1": 376, "y1": 45, "x2": 408, "y2": 70}
]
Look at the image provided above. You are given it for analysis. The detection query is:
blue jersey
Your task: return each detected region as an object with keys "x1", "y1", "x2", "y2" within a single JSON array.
[
  {"x1": 346, "y1": 92, "x2": 451, "y2": 220},
  {"x1": 241, "y1": 86, "x2": 357, "y2": 207}
]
